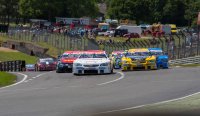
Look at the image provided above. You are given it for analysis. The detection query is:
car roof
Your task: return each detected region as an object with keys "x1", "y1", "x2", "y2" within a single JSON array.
[
  {"x1": 128, "y1": 48, "x2": 149, "y2": 53},
  {"x1": 39, "y1": 58, "x2": 53, "y2": 61},
  {"x1": 63, "y1": 51, "x2": 83, "y2": 54},
  {"x1": 112, "y1": 50, "x2": 124, "y2": 55},
  {"x1": 26, "y1": 64, "x2": 35, "y2": 66},
  {"x1": 148, "y1": 48, "x2": 163, "y2": 52},
  {"x1": 84, "y1": 50, "x2": 105, "y2": 54}
]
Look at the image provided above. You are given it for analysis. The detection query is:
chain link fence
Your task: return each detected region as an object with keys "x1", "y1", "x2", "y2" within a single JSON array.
[
  {"x1": 5, "y1": 27, "x2": 97, "y2": 56},
  {"x1": 98, "y1": 31, "x2": 200, "y2": 60},
  {"x1": 1, "y1": 27, "x2": 199, "y2": 60}
]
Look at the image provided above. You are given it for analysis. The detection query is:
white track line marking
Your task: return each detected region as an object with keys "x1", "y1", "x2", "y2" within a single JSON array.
[
  {"x1": 32, "y1": 72, "x2": 50, "y2": 79},
  {"x1": 0, "y1": 73, "x2": 27, "y2": 90},
  {"x1": 94, "y1": 87, "x2": 200, "y2": 115},
  {"x1": 97, "y1": 72, "x2": 124, "y2": 86}
]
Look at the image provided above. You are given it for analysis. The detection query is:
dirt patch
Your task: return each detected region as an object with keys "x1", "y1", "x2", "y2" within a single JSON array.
[{"x1": 0, "y1": 47, "x2": 19, "y2": 52}]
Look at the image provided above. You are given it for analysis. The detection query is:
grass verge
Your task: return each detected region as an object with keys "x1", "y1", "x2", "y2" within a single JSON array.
[
  {"x1": 0, "y1": 72, "x2": 16, "y2": 87},
  {"x1": 0, "y1": 35, "x2": 60, "y2": 57},
  {"x1": 102, "y1": 93, "x2": 200, "y2": 116},
  {"x1": 0, "y1": 51, "x2": 38, "y2": 64}
]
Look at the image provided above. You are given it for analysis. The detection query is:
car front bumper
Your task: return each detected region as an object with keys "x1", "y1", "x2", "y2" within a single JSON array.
[
  {"x1": 157, "y1": 61, "x2": 169, "y2": 68},
  {"x1": 73, "y1": 66, "x2": 111, "y2": 75},
  {"x1": 122, "y1": 62, "x2": 157, "y2": 70},
  {"x1": 57, "y1": 64, "x2": 73, "y2": 72}
]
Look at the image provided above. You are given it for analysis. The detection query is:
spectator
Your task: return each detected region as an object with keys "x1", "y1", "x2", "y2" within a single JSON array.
[{"x1": 126, "y1": 35, "x2": 131, "y2": 43}]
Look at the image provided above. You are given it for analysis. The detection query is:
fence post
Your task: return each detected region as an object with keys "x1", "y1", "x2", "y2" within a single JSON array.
[
  {"x1": 175, "y1": 34, "x2": 181, "y2": 59},
  {"x1": 197, "y1": 25, "x2": 200, "y2": 55},
  {"x1": 189, "y1": 32, "x2": 193, "y2": 56}
]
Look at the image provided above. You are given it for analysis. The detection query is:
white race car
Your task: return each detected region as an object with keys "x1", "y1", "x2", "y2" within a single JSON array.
[{"x1": 73, "y1": 50, "x2": 113, "y2": 75}]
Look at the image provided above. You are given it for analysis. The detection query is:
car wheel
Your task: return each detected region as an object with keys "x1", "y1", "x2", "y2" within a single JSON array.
[
  {"x1": 56, "y1": 70, "x2": 60, "y2": 73},
  {"x1": 73, "y1": 73, "x2": 80, "y2": 76}
]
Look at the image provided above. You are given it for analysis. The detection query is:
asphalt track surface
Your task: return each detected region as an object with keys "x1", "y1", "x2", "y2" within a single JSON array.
[{"x1": 0, "y1": 67, "x2": 200, "y2": 116}]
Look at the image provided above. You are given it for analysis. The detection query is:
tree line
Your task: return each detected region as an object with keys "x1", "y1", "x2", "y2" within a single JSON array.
[
  {"x1": 106, "y1": 0, "x2": 200, "y2": 26},
  {"x1": 0, "y1": 0, "x2": 199, "y2": 26}
]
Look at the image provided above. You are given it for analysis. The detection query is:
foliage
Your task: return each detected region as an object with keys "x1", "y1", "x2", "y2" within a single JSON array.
[
  {"x1": 18, "y1": 0, "x2": 98, "y2": 20},
  {"x1": 0, "y1": 51, "x2": 38, "y2": 64},
  {"x1": 0, "y1": 0, "x2": 200, "y2": 26},
  {"x1": 106, "y1": 0, "x2": 200, "y2": 26}
]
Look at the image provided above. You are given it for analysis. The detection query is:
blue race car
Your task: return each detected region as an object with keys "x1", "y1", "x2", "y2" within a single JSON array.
[{"x1": 148, "y1": 48, "x2": 169, "y2": 69}]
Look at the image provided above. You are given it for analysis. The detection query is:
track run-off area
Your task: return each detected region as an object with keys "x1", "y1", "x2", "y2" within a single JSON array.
[{"x1": 0, "y1": 67, "x2": 199, "y2": 116}]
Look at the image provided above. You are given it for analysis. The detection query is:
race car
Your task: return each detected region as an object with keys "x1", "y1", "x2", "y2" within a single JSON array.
[
  {"x1": 148, "y1": 48, "x2": 169, "y2": 69},
  {"x1": 35, "y1": 58, "x2": 56, "y2": 71},
  {"x1": 73, "y1": 50, "x2": 113, "y2": 75},
  {"x1": 111, "y1": 50, "x2": 125, "y2": 69},
  {"x1": 25, "y1": 64, "x2": 35, "y2": 71},
  {"x1": 56, "y1": 51, "x2": 82, "y2": 73},
  {"x1": 121, "y1": 48, "x2": 157, "y2": 71}
]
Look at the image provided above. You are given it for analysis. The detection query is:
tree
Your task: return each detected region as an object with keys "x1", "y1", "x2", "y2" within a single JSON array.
[
  {"x1": 184, "y1": 0, "x2": 200, "y2": 26},
  {"x1": 106, "y1": 0, "x2": 192, "y2": 26},
  {"x1": 0, "y1": 0, "x2": 19, "y2": 25}
]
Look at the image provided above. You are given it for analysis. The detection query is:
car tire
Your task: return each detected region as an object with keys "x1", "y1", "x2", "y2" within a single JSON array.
[
  {"x1": 73, "y1": 73, "x2": 80, "y2": 76},
  {"x1": 56, "y1": 70, "x2": 60, "y2": 73}
]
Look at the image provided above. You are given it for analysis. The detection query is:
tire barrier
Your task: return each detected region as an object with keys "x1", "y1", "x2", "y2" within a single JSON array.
[{"x1": 0, "y1": 60, "x2": 26, "y2": 72}]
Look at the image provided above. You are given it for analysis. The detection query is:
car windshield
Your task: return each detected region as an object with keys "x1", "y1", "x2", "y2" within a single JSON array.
[
  {"x1": 26, "y1": 65, "x2": 34, "y2": 68},
  {"x1": 126, "y1": 52, "x2": 150, "y2": 57},
  {"x1": 151, "y1": 52, "x2": 164, "y2": 56},
  {"x1": 79, "y1": 54, "x2": 107, "y2": 58},
  {"x1": 62, "y1": 54, "x2": 79, "y2": 58},
  {"x1": 40, "y1": 59, "x2": 54, "y2": 64}
]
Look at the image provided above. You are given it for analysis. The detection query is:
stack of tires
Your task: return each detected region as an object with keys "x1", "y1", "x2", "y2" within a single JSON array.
[{"x1": 0, "y1": 60, "x2": 26, "y2": 72}]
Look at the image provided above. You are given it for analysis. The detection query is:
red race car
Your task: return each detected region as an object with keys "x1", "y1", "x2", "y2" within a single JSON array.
[
  {"x1": 35, "y1": 58, "x2": 57, "y2": 71},
  {"x1": 56, "y1": 51, "x2": 83, "y2": 73}
]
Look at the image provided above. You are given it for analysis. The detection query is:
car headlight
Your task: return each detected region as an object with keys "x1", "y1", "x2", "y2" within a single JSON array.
[
  {"x1": 74, "y1": 63, "x2": 82, "y2": 66},
  {"x1": 122, "y1": 60, "x2": 128, "y2": 63},
  {"x1": 100, "y1": 63, "x2": 109, "y2": 66}
]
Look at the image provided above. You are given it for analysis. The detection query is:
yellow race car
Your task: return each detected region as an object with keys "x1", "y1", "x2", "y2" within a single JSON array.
[{"x1": 121, "y1": 48, "x2": 157, "y2": 71}]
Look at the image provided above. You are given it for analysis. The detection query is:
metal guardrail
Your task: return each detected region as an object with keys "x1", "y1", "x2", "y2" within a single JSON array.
[{"x1": 169, "y1": 56, "x2": 200, "y2": 65}]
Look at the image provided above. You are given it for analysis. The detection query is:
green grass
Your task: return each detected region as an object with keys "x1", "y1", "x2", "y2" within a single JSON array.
[
  {"x1": 0, "y1": 34, "x2": 8, "y2": 42},
  {"x1": 0, "y1": 35, "x2": 61, "y2": 57},
  {"x1": 37, "y1": 42, "x2": 60, "y2": 58},
  {"x1": 0, "y1": 72, "x2": 16, "y2": 87},
  {"x1": 0, "y1": 34, "x2": 70, "y2": 57},
  {"x1": 105, "y1": 92, "x2": 200, "y2": 116},
  {"x1": 0, "y1": 51, "x2": 38, "y2": 64}
]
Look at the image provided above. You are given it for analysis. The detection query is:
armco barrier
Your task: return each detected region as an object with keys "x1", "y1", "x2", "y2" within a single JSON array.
[
  {"x1": 169, "y1": 56, "x2": 200, "y2": 65},
  {"x1": 0, "y1": 60, "x2": 26, "y2": 72}
]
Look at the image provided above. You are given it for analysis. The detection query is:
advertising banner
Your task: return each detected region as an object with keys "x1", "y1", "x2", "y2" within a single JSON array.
[{"x1": 56, "y1": 17, "x2": 90, "y2": 25}]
